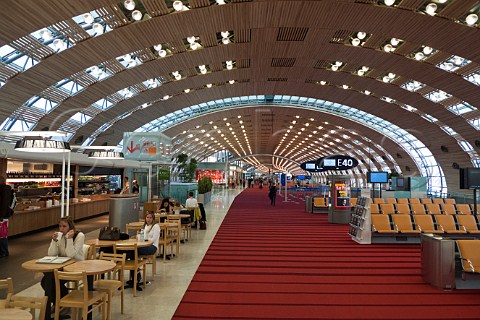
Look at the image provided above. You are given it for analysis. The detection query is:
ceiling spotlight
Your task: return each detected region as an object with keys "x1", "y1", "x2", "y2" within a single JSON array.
[
  {"x1": 222, "y1": 37, "x2": 230, "y2": 44},
  {"x1": 92, "y1": 23, "x2": 103, "y2": 34},
  {"x1": 382, "y1": 76, "x2": 390, "y2": 83},
  {"x1": 131, "y1": 10, "x2": 143, "y2": 21},
  {"x1": 221, "y1": 31, "x2": 229, "y2": 38},
  {"x1": 423, "y1": 46, "x2": 433, "y2": 55},
  {"x1": 388, "y1": 72, "x2": 396, "y2": 79},
  {"x1": 390, "y1": 38, "x2": 400, "y2": 46},
  {"x1": 173, "y1": 1, "x2": 184, "y2": 11},
  {"x1": 425, "y1": 3, "x2": 437, "y2": 15},
  {"x1": 383, "y1": 44, "x2": 393, "y2": 52},
  {"x1": 444, "y1": 62, "x2": 453, "y2": 71},
  {"x1": 83, "y1": 13, "x2": 94, "y2": 24},
  {"x1": 357, "y1": 69, "x2": 364, "y2": 76},
  {"x1": 40, "y1": 29, "x2": 52, "y2": 41},
  {"x1": 357, "y1": 31, "x2": 367, "y2": 39},
  {"x1": 384, "y1": 0, "x2": 395, "y2": 6},
  {"x1": 351, "y1": 38, "x2": 361, "y2": 46},
  {"x1": 53, "y1": 39, "x2": 65, "y2": 50},
  {"x1": 187, "y1": 36, "x2": 196, "y2": 44},
  {"x1": 154, "y1": 44, "x2": 162, "y2": 51},
  {"x1": 124, "y1": 0, "x2": 136, "y2": 10},
  {"x1": 163, "y1": 95, "x2": 170, "y2": 100},
  {"x1": 331, "y1": 65, "x2": 338, "y2": 71},
  {"x1": 158, "y1": 50, "x2": 167, "y2": 57},
  {"x1": 320, "y1": 81, "x2": 327, "y2": 85},
  {"x1": 466, "y1": 13, "x2": 478, "y2": 26},
  {"x1": 184, "y1": 89, "x2": 190, "y2": 93},
  {"x1": 362, "y1": 66, "x2": 369, "y2": 72},
  {"x1": 229, "y1": 80, "x2": 235, "y2": 84},
  {"x1": 415, "y1": 52, "x2": 424, "y2": 60},
  {"x1": 190, "y1": 42, "x2": 199, "y2": 50},
  {"x1": 206, "y1": 83, "x2": 212, "y2": 88}
]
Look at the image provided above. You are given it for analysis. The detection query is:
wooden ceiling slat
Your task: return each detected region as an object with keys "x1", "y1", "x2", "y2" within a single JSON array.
[
  {"x1": 455, "y1": 62, "x2": 480, "y2": 76},
  {"x1": 416, "y1": 85, "x2": 434, "y2": 95},
  {"x1": 235, "y1": 29, "x2": 251, "y2": 43},
  {"x1": 133, "y1": 48, "x2": 157, "y2": 63},
  {"x1": 10, "y1": 36, "x2": 55, "y2": 61},
  {"x1": 70, "y1": 71, "x2": 98, "y2": 88},
  {"x1": 11, "y1": 106, "x2": 45, "y2": 122},
  {"x1": 100, "y1": 59, "x2": 126, "y2": 75},
  {"x1": 362, "y1": 34, "x2": 387, "y2": 49},
  {"x1": 141, "y1": 0, "x2": 170, "y2": 17},
  {"x1": 189, "y1": 0, "x2": 211, "y2": 9},
  {"x1": 83, "y1": 105, "x2": 103, "y2": 117},
  {"x1": 330, "y1": 30, "x2": 353, "y2": 44},
  {"x1": 438, "y1": 96, "x2": 462, "y2": 107},
  {"x1": 0, "y1": 63, "x2": 21, "y2": 82},
  {"x1": 437, "y1": 0, "x2": 478, "y2": 20},
  {"x1": 393, "y1": 41, "x2": 420, "y2": 56},
  {"x1": 424, "y1": 51, "x2": 451, "y2": 65},
  {"x1": 397, "y1": 0, "x2": 427, "y2": 11},
  {"x1": 95, "y1": 5, "x2": 129, "y2": 29},
  {"x1": 51, "y1": 20, "x2": 90, "y2": 44},
  {"x1": 200, "y1": 32, "x2": 218, "y2": 48},
  {"x1": 39, "y1": 87, "x2": 71, "y2": 103},
  {"x1": 169, "y1": 39, "x2": 188, "y2": 54},
  {"x1": 59, "y1": 119, "x2": 81, "y2": 133}
]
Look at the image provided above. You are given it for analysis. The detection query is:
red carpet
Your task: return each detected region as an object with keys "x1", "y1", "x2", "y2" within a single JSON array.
[{"x1": 174, "y1": 188, "x2": 480, "y2": 319}]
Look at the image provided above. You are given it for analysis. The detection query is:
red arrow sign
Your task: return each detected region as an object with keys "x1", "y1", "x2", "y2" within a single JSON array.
[{"x1": 126, "y1": 140, "x2": 140, "y2": 153}]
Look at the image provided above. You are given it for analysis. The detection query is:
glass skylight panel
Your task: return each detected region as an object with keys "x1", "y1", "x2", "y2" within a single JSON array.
[
  {"x1": 28, "y1": 97, "x2": 57, "y2": 112},
  {"x1": 402, "y1": 80, "x2": 425, "y2": 92},
  {"x1": 0, "y1": 44, "x2": 16, "y2": 60},
  {"x1": 421, "y1": 114, "x2": 438, "y2": 123},
  {"x1": 448, "y1": 102, "x2": 476, "y2": 115},
  {"x1": 69, "y1": 112, "x2": 91, "y2": 124},
  {"x1": 464, "y1": 72, "x2": 480, "y2": 86},
  {"x1": 468, "y1": 117, "x2": 480, "y2": 130},
  {"x1": 437, "y1": 55, "x2": 471, "y2": 72},
  {"x1": 424, "y1": 89, "x2": 451, "y2": 102},
  {"x1": 440, "y1": 125, "x2": 456, "y2": 136},
  {"x1": 10, "y1": 120, "x2": 34, "y2": 131},
  {"x1": 60, "y1": 81, "x2": 84, "y2": 94},
  {"x1": 13, "y1": 55, "x2": 38, "y2": 71},
  {"x1": 458, "y1": 140, "x2": 474, "y2": 152}
]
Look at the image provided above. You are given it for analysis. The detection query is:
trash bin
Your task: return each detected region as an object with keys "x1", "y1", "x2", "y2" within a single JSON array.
[{"x1": 305, "y1": 196, "x2": 313, "y2": 213}]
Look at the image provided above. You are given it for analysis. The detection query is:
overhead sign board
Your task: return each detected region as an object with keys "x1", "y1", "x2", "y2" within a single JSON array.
[{"x1": 318, "y1": 155, "x2": 358, "y2": 170}]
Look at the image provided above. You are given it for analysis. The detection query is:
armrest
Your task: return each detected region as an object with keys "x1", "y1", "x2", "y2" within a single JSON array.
[
  {"x1": 461, "y1": 258, "x2": 476, "y2": 273},
  {"x1": 437, "y1": 224, "x2": 445, "y2": 232},
  {"x1": 459, "y1": 225, "x2": 467, "y2": 232}
]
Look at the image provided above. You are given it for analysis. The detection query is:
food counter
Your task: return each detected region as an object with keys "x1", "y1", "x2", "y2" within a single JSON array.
[{"x1": 9, "y1": 194, "x2": 111, "y2": 236}]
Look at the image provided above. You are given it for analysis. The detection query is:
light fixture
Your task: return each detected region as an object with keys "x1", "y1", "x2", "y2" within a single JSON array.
[
  {"x1": 173, "y1": 0, "x2": 184, "y2": 11},
  {"x1": 423, "y1": 46, "x2": 433, "y2": 54},
  {"x1": 154, "y1": 44, "x2": 162, "y2": 51},
  {"x1": 351, "y1": 38, "x2": 361, "y2": 46},
  {"x1": 222, "y1": 37, "x2": 230, "y2": 44},
  {"x1": 384, "y1": 0, "x2": 395, "y2": 6},
  {"x1": 131, "y1": 10, "x2": 143, "y2": 21},
  {"x1": 83, "y1": 13, "x2": 94, "y2": 24},
  {"x1": 53, "y1": 39, "x2": 65, "y2": 50},
  {"x1": 15, "y1": 137, "x2": 71, "y2": 153},
  {"x1": 124, "y1": 0, "x2": 136, "y2": 10},
  {"x1": 158, "y1": 50, "x2": 167, "y2": 57},
  {"x1": 92, "y1": 23, "x2": 103, "y2": 34},
  {"x1": 466, "y1": 13, "x2": 478, "y2": 26},
  {"x1": 40, "y1": 29, "x2": 52, "y2": 41},
  {"x1": 88, "y1": 151, "x2": 124, "y2": 159},
  {"x1": 187, "y1": 36, "x2": 196, "y2": 44},
  {"x1": 415, "y1": 52, "x2": 424, "y2": 60},
  {"x1": 357, "y1": 31, "x2": 366, "y2": 39},
  {"x1": 425, "y1": 3, "x2": 437, "y2": 15}
]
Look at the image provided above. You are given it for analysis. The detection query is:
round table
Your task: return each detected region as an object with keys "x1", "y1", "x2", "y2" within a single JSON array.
[
  {"x1": 63, "y1": 259, "x2": 115, "y2": 275},
  {"x1": 0, "y1": 308, "x2": 32, "y2": 320},
  {"x1": 22, "y1": 258, "x2": 74, "y2": 272}
]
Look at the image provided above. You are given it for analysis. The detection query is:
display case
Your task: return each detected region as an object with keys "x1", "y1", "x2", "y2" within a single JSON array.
[{"x1": 77, "y1": 175, "x2": 110, "y2": 195}]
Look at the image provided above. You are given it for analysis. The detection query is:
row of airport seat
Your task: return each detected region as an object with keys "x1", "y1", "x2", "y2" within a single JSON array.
[
  {"x1": 370, "y1": 203, "x2": 477, "y2": 215},
  {"x1": 371, "y1": 213, "x2": 480, "y2": 234},
  {"x1": 371, "y1": 198, "x2": 456, "y2": 205}
]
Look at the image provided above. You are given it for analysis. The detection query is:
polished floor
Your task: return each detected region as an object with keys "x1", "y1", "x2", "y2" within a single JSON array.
[{"x1": 0, "y1": 187, "x2": 243, "y2": 319}]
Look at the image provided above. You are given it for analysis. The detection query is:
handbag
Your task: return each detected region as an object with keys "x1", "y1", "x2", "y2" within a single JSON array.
[
  {"x1": 0, "y1": 220, "x2": 8, "y2": 238},
  {"x1": 98, "y1": 226, "x2": 121, "y2": 241}
]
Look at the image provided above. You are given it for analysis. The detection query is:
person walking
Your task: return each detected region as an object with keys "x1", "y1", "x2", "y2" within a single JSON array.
[
  {"x1": 268, "y1": 183, "x2": 277, "y2": 206},
  {"x1": 0, "y1": 176, "x2": 13, "y2": 257}
]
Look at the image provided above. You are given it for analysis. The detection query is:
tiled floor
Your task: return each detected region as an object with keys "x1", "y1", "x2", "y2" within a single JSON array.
[{"x1": 1, "y1": 188, "x2": 242, "y2": 319}]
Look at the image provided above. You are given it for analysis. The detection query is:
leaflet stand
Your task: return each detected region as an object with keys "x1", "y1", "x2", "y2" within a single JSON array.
[{"x1": 348, "y1": 188, "x2": 371, "y2": 244}]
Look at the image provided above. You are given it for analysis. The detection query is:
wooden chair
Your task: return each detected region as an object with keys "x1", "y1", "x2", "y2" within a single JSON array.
[
  {"x1": 5, "y1": 293, "x2": 47, "y2": 320},
  {"x1": 53, "y1": 270, "x2": 107, "y2": 320},
  {"x1": 379, "y1": 203, "x2": 395, "y2": 215},
  {"x1": 370, "y1": 203, "x2": 380, "y2": 214},
  {"x1": 392, "y1": 215, "x2": 420, "y2": 234},
  {"x1": 410, "y1": 203, "x2": 427, "y2": 215},
  {"x1": 421, "y1": 198, "x2": 432, "y2": 204},
  {"x1": 456, "y1": 215, "x2": 480, "y2": 234},
  {"x1": 114, "y1": 242, "x2": 146, "y2": 297},
  {"x1": 445, "y1": 198, "x2": 456, "y2": 205},
  {"x1": 371, "y1": 214, "x2": 397, "y2": 233},
  {"x1": 0, "y1": 277, "x2": 14, "y2": 308},
  {"x1": 385, "y1": 198, "x2": 397, "y2": 204},
  {"x1": 396, "y1": 198, "x2": 409, "y2": 204},
  {"x1": 425, "y1": 203, "x2": 442, "y2": 215},
  {"x1": 456, "y1": 240, "x2": 480, "y2": 274},
  {"x1": 435, "y1": 215, "x2": 466, "y2": 234},
  {"x1": 413, "y1": 215, "x2": 441, "y2": 233},
  {"x1": 456, "y1": 204, "x2": 472, "y2": 215},
  {"x1": 432, "y1": 198, "x2": 444, "y2": 205},
  {"x1": 441, "y1": 203, "x2": 457, "y2": 215},
  {"x1": 158, "y1": 223, "x2": 175, "y2": 263},
  {"x1": 409, "y1": 198, "x2": 421, "y2": 204},
  {"x1": 94, "y1": 252, "x2": 126, "y2": 320},
  {"x1": 395, "y1": 203, "x2": 411, "y2": 215},
  {"x1": 166, "y1": 218, "x2": 182, "y2": 257}
]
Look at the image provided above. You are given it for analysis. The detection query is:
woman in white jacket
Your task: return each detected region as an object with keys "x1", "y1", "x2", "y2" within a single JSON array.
[{"x1": 41, "y1": 217, "x2": 85, "y2": 319}]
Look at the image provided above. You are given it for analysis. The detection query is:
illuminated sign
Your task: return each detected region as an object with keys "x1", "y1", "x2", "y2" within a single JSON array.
[{"x1": 317, "y1": 155, "x2": 358, "y2": 170}]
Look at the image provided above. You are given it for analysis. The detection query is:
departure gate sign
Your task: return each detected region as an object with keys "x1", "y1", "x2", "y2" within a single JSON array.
[{"x1": 317, "y1": 155, "x2": 358, "y2": 170}]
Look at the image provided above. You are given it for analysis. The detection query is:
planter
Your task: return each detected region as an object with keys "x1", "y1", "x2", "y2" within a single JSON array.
[{"x1": 198, "y1": 191, "x2": 212, "y2": 205}]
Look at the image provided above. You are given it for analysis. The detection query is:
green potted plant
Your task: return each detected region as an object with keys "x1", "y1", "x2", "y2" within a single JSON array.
[{"x1": 197, "y1": 176, "x2": 213, "y2": 204}]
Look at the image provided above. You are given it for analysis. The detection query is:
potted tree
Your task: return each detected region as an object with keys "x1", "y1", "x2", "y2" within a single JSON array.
[{"x1": 197, "y1": 176, "x2": 213, "y2": 204}]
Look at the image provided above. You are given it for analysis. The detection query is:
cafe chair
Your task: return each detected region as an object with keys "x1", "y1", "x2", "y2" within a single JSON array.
[
  {"x1": 113, "y1": 242, "x2": 146, "y2": 297},
  {"x1": 94, "y1": 252, "x2": 126, "y2": 320},
  {"x1": 158, "y1": 224, "x2": 175, "y2": 263},
  {"x1": 0, "y1": 277, "x2": 14, "y2": 308},
  {"x1": 53, "y1": 270, "x2": 107, "y2": 320},
  {"x1": 5, "y1": 293, "x2": 48, "y2": 320},
  {"x1": 166, "y1": 218, "x2": 182, "y2": 257}
]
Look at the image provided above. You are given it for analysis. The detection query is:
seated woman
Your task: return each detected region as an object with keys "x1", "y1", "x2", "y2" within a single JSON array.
[
  {"x1": 41, "y1": 217, "x2": 85, "y2": 319},
  {"x1": 160, "y1": 197, "x2": 173, "y2": 214},
  {"x1": 125, "y1": 212, "x2": 160, "y2": 290}
]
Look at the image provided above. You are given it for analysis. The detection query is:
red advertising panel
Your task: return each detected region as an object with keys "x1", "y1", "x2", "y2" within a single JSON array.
[{"x1": 334, "y1": 182, "x2": 350, "y2": 209}]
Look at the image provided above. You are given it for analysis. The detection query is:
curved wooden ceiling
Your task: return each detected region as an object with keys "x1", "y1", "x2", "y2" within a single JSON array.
[{"x1": 1, "y1": 0, "x2": 479, "y2": 193}]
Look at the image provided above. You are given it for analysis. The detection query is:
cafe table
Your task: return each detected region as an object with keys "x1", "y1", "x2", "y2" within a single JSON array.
[
  {"x1": 22, "y1": 258, "x2": 76, "y2": 319},
  {"x1": 85, "y1": 238, "x2": 153, "y2": 248},
  {"x1": 0, "y1": 308, "x2": 32, "y2": 320}
]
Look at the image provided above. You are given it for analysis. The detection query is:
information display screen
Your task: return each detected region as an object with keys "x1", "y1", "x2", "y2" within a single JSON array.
[{"x1": 367, "y1": 172, "x2": 388, "y2": 183}]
